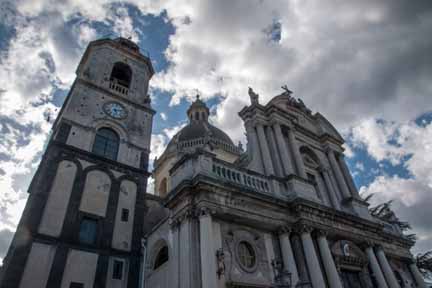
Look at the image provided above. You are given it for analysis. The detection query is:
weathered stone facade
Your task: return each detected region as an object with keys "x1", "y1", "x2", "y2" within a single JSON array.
[
  {"x1": 0, "y1": 38, "x2": 155, "y2": 288},
  {"x1": 148, "y1": 89, "x2": 427, "y2": 288},
  {"x1": 0, "y1": 37, "x2": 427, "y2": 288}
]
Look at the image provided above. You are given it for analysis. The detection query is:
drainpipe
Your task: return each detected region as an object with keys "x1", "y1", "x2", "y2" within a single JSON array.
[{"x1": 139, "y1": 237, "x2": 148, "y2": 288}]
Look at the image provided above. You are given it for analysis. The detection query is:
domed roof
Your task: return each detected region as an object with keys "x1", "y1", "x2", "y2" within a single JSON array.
[
  {"x1": 164, "y1": 96, "x2": 239, "y2": 155},
  {"x1": 176, "y1": 122, "x2": 234, "y2": 145}
]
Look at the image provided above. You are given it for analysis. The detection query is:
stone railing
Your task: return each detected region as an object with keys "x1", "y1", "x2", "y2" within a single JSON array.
[
  {"x1": 211, "y1": 160, "x2": 270, "y2": 193},
  {"x1": 177, "y1": 137, "x2": 241, "y2": 154},
  {"x1": 109, "y1": 80, "x2": 129, "y2": 96},
  {"x1": 169, "y1": 152, "x2": 270, "y2": 195}
]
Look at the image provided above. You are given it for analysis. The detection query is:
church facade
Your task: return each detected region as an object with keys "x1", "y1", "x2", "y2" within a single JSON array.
[{"x1": 0, "y1": 37, "x2": 427, "y2": 288}]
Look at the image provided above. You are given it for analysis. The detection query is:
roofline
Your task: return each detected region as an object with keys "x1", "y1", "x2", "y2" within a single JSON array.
[{"x1": 77, "y1": 38, "x2": 155, "y2": 77}]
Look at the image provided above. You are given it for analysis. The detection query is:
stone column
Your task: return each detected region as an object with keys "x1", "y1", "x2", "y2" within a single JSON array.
[
  {"x1": 365, "y1": 246, "x2": 389, "y2": 288},
  {"x1": 327, "y1": 149, "x2": 351, "y2": 199},
  {"x1": 179, "y1": 212, "x2": 193, "y2": 288},
  {"x1": 409, "y1": 262, "x2": 427, "y2": 288},
  {"x1": 299, "y1": 225, "x2": 326, "y2": 288},
  {"x1": 337, "y1": 154, "x2": 360, "y2": 198},
  {"x1": 199, "y1": 208, "x2": 218, "y2": 288},
  {"x1": 320, "y1": 167, "x2": 341, "y2": 210},
  {"x1": 316, "y1": 231, "x2": 343, "y2": 288},
  {"x1": 256, "y1": 123, "x2": 275, "y2": 176},
  {"x1": 291, "y1": 234, "x2": 311, "y2": 284},
  {"x1": 287, "y1": 126, "x2": 307, "y2": 179},
  {"x1": 376, "y1": 247, "x2": 401, "y2": 288},
  {"x1": 278, "y1": 228, "x2": 299, "y2": 287},
  {"x1": 273, "y1": 122, "x2": 295, "y2": 176}
]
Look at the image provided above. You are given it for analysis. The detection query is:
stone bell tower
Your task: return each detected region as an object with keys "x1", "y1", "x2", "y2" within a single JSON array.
[{"x1": 0, "y1": 37, "x2": 155, "y2": 288}]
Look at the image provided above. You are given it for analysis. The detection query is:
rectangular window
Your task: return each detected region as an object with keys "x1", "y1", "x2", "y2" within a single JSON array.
[
  {"x1": 79, "y1": 217, "x2": 98, "y2": 245},
  {"x1": 112, "y1": 260, "x2": 123, "y2": 280},
  {"x1": 70, "y1": 282, "x2": 84, "y2": 288},
  {"x1": 121, "y1": 208, "x2": 129, "y2": 222}
]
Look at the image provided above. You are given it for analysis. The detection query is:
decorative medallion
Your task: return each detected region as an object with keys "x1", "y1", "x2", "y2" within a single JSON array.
[{"x1": 103, "y1": 101, "x2": 128, "y2": 119}]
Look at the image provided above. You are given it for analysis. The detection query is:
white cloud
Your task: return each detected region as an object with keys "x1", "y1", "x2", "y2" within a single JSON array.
[
  {"x1": 160, "y1": 112, "x2": 167, "y2": 121},
  {"x1": 107, "y1": 6, "x2": 141, "y2": 43},
  {"x1": 356, "y1": 118, "x2": 432, "y2": 253},
  {"x1": 355, "y1": 162, "x2": 365, "y2": 172},
  {"x1": 148, "y1": 0, "x2": 432, "y2": 143},
  {"x1": 1, "y1": 0, "x2": 432, "y2": 258}
]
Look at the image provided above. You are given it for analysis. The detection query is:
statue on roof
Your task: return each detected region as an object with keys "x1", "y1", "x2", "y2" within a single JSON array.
[
  {"x1": 281, "y1": 85, "x2": 293, "y2": 96},
  {"x1": 248, "y1": 87, "x2": 259, "y2": 105},
  {"x1": 279, "y1": 85, "x2": 312, "y2": 115}
]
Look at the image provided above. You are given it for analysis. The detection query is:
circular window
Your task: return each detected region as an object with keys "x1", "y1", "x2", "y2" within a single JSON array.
[{"x1": 237, "y1": 241, "x2": 256, "y2": 271}]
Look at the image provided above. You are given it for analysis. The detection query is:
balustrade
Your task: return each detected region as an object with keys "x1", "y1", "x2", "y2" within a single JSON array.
[
  {"x1": 212, "y1": 162, "x2": 270, "y2": 193},
  {"x1": 109, "y1": 80, "x2": 129, "y2": 95}
]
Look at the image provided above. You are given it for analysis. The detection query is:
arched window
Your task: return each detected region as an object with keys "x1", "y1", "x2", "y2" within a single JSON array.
[
  {"x1": 110, "y1": 62, "x2": 132, "y2": 88},
  {"x1": 92, "y1": 128, "x2": 119, "y2": 160},
  {"x1": 153, "y1": 246, "x2": 169, "y2": 270}
]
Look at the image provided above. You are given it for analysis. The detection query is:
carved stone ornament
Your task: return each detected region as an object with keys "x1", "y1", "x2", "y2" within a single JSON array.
[
  {"x1": 294, "y1": 222, "x2": 314, "y2": 234},
  {"x1": 277, "y1": 225, "x2": 293, "y2": 235}
]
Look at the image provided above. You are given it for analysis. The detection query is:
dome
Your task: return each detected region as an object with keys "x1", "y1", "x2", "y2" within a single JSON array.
[
  {"x1": 174, "y1": 121, "x2": 235, "y2": 145},
  {"x1": 164, "y1": 96, "x2": 240, "y2": 155}
]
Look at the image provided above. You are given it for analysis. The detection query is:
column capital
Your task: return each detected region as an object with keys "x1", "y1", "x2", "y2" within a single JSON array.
[
  {"x1": 254, "y1": 119, "x2": 269, "y2": 128},
  {"x1": 294, "y1": 222, "x2": 314, "y2": 234},
  {"x1": 170, "y1": 207, "x2": 196, "y2": 227},
  {"x1": 169, "y1": 217, "x2": 182, "y2": 229},
  {"x1": 285, "y1": 121, "x2": 295, "y2": 131},
  {"x1": 324, "y1": 145, "x2": 335, "y2": 155},
  {"x1": 318, "y1": 164, "x2": 330, "y2": 173},
  {"x1": 373, "y1": 243, "x2": 384, "y2": 249},
  {"x1": 269, "y1": 117, "x2": 281, "y2": 126},
  {"x1": 277, "y1": 225, "x2": 293, "y2": 235},
  {"x1": 198, "y1": 207, "x2": 216, "y2": 218},
  {"x1": 359, "y1": 240, "x2": 378, "y2": 250},
  {"x1": 315, "y1": 229, "x2": 328, "y2": 238},
  {"x1": 325, "y1": 145, "x2": 344, "y2": 156}
]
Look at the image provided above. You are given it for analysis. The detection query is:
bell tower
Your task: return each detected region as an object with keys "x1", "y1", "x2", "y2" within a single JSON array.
[{"x1": 0, "y1": 38, "x2": 155, "y2": 288}]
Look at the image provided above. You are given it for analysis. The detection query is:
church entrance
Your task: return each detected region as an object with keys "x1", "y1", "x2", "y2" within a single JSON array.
[{"x1": 340, "y1": 270, "x2": 364, "y2": 288}]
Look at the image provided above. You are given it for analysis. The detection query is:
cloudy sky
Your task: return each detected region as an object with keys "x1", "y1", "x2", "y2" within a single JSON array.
[{"x1": 0, "y1": 0, "x2": 431, "y2": 262}]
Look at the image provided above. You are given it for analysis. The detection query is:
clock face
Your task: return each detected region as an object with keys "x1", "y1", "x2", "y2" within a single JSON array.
[{"x1": 103, "y1": 102, "x2": 127, "y2": 119}]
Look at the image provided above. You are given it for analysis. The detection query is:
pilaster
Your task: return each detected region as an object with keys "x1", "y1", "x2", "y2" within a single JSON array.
[
  {"x1": 287, "y1": 125, "x2": 307, "y2": 179},
  {"x1": 337, "y1": 154, "x2": 360, "y2": 198},
  {"x1": 256, "y1": 123, "x2": 275, "y2": 176},
  {"x1": 320, "y1": 165, "x2": 341, "y2": 210},
  {"x1": 273, "y1": 121, "x2": 295, "y2": 176},
  {"x1": 327, "y1": 148, "x2": 351, "y2": 199},
  {"x1": 198, "y1": 208, "x2": 218, "y2": 288}
]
